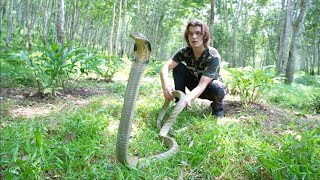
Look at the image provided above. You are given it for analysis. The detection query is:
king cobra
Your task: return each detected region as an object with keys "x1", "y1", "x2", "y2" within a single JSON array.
[{"x1": 116, "y1": 33, "x2": 186, "y2": 168}]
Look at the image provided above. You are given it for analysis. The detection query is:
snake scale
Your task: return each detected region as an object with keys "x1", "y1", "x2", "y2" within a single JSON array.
[{"x1": 116, "y1": 33, "x2": 186, "y2": 168}]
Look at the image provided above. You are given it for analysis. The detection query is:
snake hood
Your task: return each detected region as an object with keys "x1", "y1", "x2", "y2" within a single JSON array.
[{"x1": 130, "y1": 32, "x2": 152, "y2": 63}]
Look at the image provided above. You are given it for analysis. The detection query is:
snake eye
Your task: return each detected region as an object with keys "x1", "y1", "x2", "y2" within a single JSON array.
[
  {"x1": 145, "y1": 41, "x2": 152, "y2": 52},
  {"x1": 134, "y1": 43, "x2": 137, "y2": 52}
]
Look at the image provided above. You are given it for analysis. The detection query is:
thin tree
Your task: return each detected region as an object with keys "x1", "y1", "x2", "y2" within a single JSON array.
[
  {"x1": 5, "y1": 0, "x2": 13, "y2": 47},
  {"x1": 285, "y1": 0, "x2": 310, "y2": 84},
  {"x1": 109, "y1": 0, "x2": 116, "y2": 54},
  {"x1": 210, "y1": 0, "x2": 215, "y2": 25},
  {"x1": 277, "y1": 0, "x2": 292, "y2": 75},
  {"x1": 56, "y1": 0, "x2": 65, "y2": 45},
  {"x1": 113, "y1": 0, "x2": 122, "y2": 56},
  {"x1": 122, "y1": 0, "x2": 128, "y2": 57},
  {"x1": 230, "y1": 0, "x2": 242, "y2": 67},
  {"x1": 69, "y1": 0, "x2": 77, "y2": 43},
  {"x1": 0, "y1": 0, "x2": 8, "y2": 42},
  {"x1": 26, "y1": 0, "x2": 32, "y2": 50}
]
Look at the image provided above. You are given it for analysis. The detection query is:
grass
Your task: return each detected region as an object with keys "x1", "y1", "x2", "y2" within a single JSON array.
[{"x1": 1, "y1": 68, "x2": 320, "y2": 179}]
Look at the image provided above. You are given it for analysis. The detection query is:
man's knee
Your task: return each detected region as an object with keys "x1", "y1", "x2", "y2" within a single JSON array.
[
  {"x1": 208, "y1": 80, "x2": 226, "y2": 98},
  {"x1": 173, "y1": 63, "x2": 188, "y2": 75},
  {"x1": 211, "y1": 80, "x2": 226, "y2": 98}
]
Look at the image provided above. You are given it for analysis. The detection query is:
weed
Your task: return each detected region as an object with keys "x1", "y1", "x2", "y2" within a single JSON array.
[{"x1": 1, "y1": 72, "x2": 319, "y2": 179}]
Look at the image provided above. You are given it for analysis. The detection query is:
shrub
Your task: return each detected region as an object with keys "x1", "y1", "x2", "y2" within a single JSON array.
[
  {"x1": 225, "y1": 66, "x2": 280, "y2": 106},
  {"x1": 1, "y1": 53, "x2": 35, "y2": 87},
  {"x1": 266, "y1": 83, "x2": 320, "y2": 114},
  {"x1": 145, "y1": 59, "x2": 163, "y2": 76},
  {"x1": 13, "y1": 43, "x2": 85, "y2": 95},
  {"x1": 80, "y1": 53, "x2": 122, "y2": 81},
  {"x1": 294, "y1": 73, "x2": 320, "y2": 87}
]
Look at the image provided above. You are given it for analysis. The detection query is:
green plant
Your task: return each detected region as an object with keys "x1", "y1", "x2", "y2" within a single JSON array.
[
  {"x1": 145, "y1": 59, "x2": 163, "y2": 76},
  {"x1": 1, "y1": 52, "x2": 35, "y2": 87},
  {"x1": 294, "y1": 73, "x2": 320, "y2": 87},
  {"x1": 80, "y1": 53, "x2": 122, "y2": 81},
  {"x1": 13, "y1": 43, "x2": 85, "y2": 95},
  {"x1": 256, "y1": 128, "x2": 320, "y2": 179},
  {"x1": 312, "y1": 92, "x2": 320, "y2": 114},
  {"x1": 225, "y1": 66, "x2": 279, "y2": 107},
  {"x1": 266, "y1": 83, "x2": 320, "y2": 114}
]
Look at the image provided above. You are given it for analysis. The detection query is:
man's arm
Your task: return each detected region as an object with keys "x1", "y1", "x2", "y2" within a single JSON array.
[
  {"x1": 160, "y1": 59, "x2": 179, "y2": 101},
  {"x1": 184, "y1": 76, "x2": 213, "y2": 107}
]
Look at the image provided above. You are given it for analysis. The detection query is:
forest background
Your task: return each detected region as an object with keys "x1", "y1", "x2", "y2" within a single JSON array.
[
  {"x1": 1, "y1": 0, "x2": 319, "y2": 79},
  {"x1": 0, "y1": 0, "x2": 320, "y2": 179}
]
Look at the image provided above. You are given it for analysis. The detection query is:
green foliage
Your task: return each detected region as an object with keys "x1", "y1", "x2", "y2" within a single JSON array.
[
  {"x1": 225, "y1": 66, "x2": 280, "y2": 106},
  {"x1": 11, "y1": 43, "x2": 85, "y2": 95},
  {"x1": 145, "y1": 60, "x2": 164, "y2": 76},
  {"x1": 8, "y1": 44, "x2": 122, "y2": 94},
  {"x1": 0, "y1": 54, "x2": 35, "y2": 87},
  {"x1": 266, "y1": 83, "x2": 320, "y2": 114},
  {"x1": 1, "y1": 75, "x2": 319, "y2": 179},
  {"x1": 294, "y1": 73, "x2": 320, "y2": 87},
  {"x1": 314, "y1": 94, "x2": 320, "y2": 114},
  {"x1": 256, "y1": 128, "x2": 320, "y2": 179},
  {"x1": 80, "y1": 53, "x2": 122, "y2": 81}
]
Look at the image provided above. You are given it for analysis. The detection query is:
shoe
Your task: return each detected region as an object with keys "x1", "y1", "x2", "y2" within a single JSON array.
[{"x1": 212, "y1": 110, "x2": 224, "y2": 118}]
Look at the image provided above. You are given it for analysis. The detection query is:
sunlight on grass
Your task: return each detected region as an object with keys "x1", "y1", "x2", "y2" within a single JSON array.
[{"x1": 1, "y1": 72, "x2": 319, "y2": 179}]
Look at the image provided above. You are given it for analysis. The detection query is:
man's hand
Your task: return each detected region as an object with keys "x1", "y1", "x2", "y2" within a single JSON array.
[
  {"x1": 182, "y1": 96, "x2": 192, "y2": 109},
  {"x1": 163, "y1": 85, "x2": 175, "y2": 101}
]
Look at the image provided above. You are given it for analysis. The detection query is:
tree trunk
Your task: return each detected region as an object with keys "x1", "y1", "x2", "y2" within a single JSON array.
[
  {"x1": 210, "y1": 0, "x2": 215, "y2": 25},
  {"x1": 0, "y1": 0, "x2": 8, "y2": 42},
  {"x1": 318, "y1": 39, "x2": 320, "y2": 75},
  {"x1": 224, "y1": 0, "x2": 229, "y2": 64},
  {"x1": 109, "y1": 0, "x2": 116, "y2": 54},
  {"x1": 56, "y1": 0, "x2": 65, "y2": 45},
  {"x1": 277, "y1": 0, "x2": 292, "y2": 75},
  {"x1": 122, "y1": 0, "x2": 128, "y2": 57},
  {"x1": 5, "y1": 0, "x2": 13, "y2": 47},
  {"x1": 230, "y1": 0, "x2": 242, "y2": 67},
  {"x1": 26, "y1": 0, "x2": 32, "y2": 50},
  {"x1": 43, "y1": 0, "x2": 53, "y2": 45},
  {"x1": 285, "y1": 0, "x2": 309, "y2": 84},
  {"x1": 69, "y1": 0, "x2": 77, "y2": 43},
  {"x1": 113, "y1": 0, "x2": 122, "y2": 56}
]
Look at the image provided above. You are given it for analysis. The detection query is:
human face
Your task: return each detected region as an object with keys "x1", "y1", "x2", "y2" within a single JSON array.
[{"x1": 187, "y1": 26, "x2": 204, "y2": 49}]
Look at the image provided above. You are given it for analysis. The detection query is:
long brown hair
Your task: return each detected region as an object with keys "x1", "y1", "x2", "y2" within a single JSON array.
[{"x1": 184, "y1": 19, "x2": 211, "y2": 48}]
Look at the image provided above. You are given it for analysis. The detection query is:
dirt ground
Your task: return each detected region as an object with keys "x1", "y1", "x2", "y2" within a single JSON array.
[{"x1": 1, "y1": 85, "x2": 319, "y2": 134}]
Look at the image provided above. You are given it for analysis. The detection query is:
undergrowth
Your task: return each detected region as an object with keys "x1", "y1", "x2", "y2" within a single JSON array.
[
  {"x1": 266, "y1": 73, "x2": 320, "y2": 114},
  {"x1": 1, "y1": 68, "x2": 319, "y2": 179}
]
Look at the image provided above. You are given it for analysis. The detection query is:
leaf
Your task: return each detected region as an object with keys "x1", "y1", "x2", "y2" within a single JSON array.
[
  {"x1": 34, "y1": 126, "x2": 42, "y2": 149},
  {"x1": 52, "y1": 43, "x2": 59, "y2": 52},
  {"x1": 43, "y1": 88, "x2": 53, "y2": 95}
]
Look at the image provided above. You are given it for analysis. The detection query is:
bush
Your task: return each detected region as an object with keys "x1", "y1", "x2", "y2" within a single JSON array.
[
  {"x1": 145, "y1": 60, "x2": 163, "y2": 76},
  {"x1": 225, "y1": 66, "x2": 280, "y2": 106},
  {"x1": 12, "y1": 43, "x2": 85, "y2": 95},
  {"x1": 80, "y1": 53, "x2": 123, "y2": 81},
  {"x1": 294, "y1": 73, "x2": 320, "y2": 87},
  {"x1": 0, "y1": 53, "x2": 35, "y2": 87},
  {"x1": 312, "y1": 93, "x2": 320, "y2": 114},
  {"x1": 266, "y1": 83, "x2": 320, "y2": 114}
]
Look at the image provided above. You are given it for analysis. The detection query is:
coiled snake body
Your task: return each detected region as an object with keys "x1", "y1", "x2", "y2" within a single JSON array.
[{"x1": 116, "y1": 33, "x2": 186, "y2": 168}]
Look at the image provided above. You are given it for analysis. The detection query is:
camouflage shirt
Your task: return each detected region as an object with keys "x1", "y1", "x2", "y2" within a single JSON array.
[{"x1": 172, "y1": 46, "x2": 222, "y2": 80}]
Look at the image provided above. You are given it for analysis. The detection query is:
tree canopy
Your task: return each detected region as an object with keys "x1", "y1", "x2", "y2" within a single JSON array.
[{"x1": 1, "y1": 0, "x2": 319, "y2": 80}]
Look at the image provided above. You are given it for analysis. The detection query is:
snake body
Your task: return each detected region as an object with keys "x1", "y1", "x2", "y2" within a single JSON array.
[{"x1": 116, "y1": 33, "x2": 186, "y2": 168}]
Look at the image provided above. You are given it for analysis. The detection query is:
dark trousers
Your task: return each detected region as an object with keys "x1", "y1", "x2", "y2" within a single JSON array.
[{"x1": 173, "y1": 63, "x2": 226, "y2": 112}]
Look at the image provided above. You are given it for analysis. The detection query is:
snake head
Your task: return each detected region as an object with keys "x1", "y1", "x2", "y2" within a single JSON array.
[{"x1": 130, "y1": 32, "x2": 152, "y2": 63}]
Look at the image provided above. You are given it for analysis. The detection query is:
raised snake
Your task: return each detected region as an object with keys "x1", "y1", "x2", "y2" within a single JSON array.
[{"x1": 116, "y1": 33, "x2": 186, "y2": 168}]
